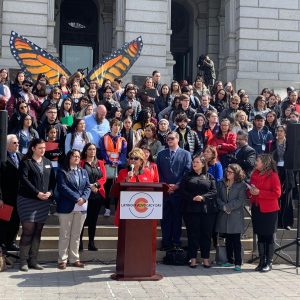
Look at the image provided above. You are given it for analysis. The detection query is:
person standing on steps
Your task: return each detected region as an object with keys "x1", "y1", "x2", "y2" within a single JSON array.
[
  {"x1": 17, "y1": 138, "x2": 56, "y2": 271},
  {"x1": 248, "y1": 154, "x2": 281, "y2": 272}
]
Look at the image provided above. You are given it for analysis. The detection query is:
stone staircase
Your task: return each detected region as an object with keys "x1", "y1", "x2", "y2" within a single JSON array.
[{"x1": 13, "y1": 208, "x2": 298, "y2": 265}]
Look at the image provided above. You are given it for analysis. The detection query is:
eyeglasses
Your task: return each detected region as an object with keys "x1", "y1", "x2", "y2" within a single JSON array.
[
  {"x1": 129, "y1": 157, "x2": 140, "y2": 161},
  {"x1": 226, "y1": 170, "x2": 234, "y2": 174},
  {"x1": 53, "y1": 92, "x2": 61, "y2": 95},
  {"x1": 12, "y1": 141, "x2": 19, "y2": 144},
  {"x1": 231, "y1": 102, "x2": 239, "y2": 105},
  {"x1": 72, "y1": 155, "x2": 81, "y2": 159},
  {"x1": 24, "y1": 84, "x2": 31, "y2": 87}
]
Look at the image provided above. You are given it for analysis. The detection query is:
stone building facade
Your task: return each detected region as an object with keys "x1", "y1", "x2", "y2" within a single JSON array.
[{"x1": 0, "y1": 0, "x2": 300, "y2": 95}]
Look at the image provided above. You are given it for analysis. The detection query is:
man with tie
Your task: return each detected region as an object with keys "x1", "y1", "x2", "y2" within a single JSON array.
[
  {"x1": 157, "y1": 132, "x2": 192, "y2": 250},
  {"x1": 0, "y1": 135, "x2": 22, "y2": 252}
]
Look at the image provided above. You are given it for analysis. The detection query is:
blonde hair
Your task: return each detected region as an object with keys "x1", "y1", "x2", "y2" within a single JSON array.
[{"x1": 128, "y1": 148, "x2": 146, "y2": 168}]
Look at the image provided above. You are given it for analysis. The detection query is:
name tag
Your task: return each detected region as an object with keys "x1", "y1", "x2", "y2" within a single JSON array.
[
  {"x1": 45, "y1": 165, "x2": 51, "y2": 169},
  {"x1": 261, "y1": 144, "x2": 266, "y2": 151},
  {"x1": 110, "y1": 153, "x2": 118, "y2": 159}
]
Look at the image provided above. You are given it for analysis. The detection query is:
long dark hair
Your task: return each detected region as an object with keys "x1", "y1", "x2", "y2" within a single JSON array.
[
  {"x1": 18, "y1": 114, "x2": 35, "y2": 133},
  {"x1": 62, "y1": 149, "x2": 81, "y2": 171},
  {"x1": 81, "y1": 142, "x2": 98, "y2": 163},
  {"x1": 23, "y1": 138, "x2": 45, "y2": 160},
  {"x1": 59, "y1": 97, "x2": 74, "y2": 119},
  {"x1": 69, "y1": 118, "x2": 89, "y2": 147}
]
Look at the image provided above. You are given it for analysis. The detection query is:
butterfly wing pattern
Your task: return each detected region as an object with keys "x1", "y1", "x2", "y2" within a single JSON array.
[
  {"x1": 9, "y1": 31, "x2": 71, "y2": 85},
  {"x1": 9, "y1": 31, "x2": 143, "y2": 86},
  {"x1": 86, "y1": 36, "x2": 143, "y2": 85}
]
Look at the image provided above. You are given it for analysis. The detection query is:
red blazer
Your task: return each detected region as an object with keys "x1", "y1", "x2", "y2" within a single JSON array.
[
  {"x1": 248, "y1": 170, "x2": 281, "y2": 213},
  {"x1": 114, "y1": 167, "x2": 154, "y2": 226},
  {"x1": 80, "y1": 159, "x2": 106, "y2": 198},
  {"x1": 208, "y1": 132, "x2": 236, "y2": 156},
  {"x1": 145, "y1": 162, "x2": 159, "y2": 183}
]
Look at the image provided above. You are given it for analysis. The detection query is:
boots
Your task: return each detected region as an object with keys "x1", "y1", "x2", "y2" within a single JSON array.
[
  {"x1": 261, "y1": 243, "x2": 273, "y2": 272},
  {"x1": 19, "y1": 245, "x2": 30, "y2": 272},
  {"x1": 28, "y1": 238, "x2": 43, "y2": 270},
  {"x1": 88, "y1": 240, "x2": 98, "y2": 251},
  {"x1": 255, "y1": 242, "x2": 265, "y2": 272}
]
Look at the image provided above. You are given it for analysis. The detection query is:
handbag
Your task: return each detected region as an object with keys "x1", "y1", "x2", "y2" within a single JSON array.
[
  {"x1": 163, "y1": 248, "x2": 188, "y2": 266},
  {"x1": 105, "y1": 164, "x2": 118, "y2": 179},
  {"x1": 0, "y1": 204, "x2": 13, "y2": 222}
]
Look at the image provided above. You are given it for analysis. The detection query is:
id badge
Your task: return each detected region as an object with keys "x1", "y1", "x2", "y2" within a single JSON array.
[
  {"x1": 51, "y1": 161, "x2": 58, "y2": 168},
  {"x1": 110, "y1": 153, "x2": 118, "y2": 159},
  {"x1": 22, "y1": 148, "x2": 28, "y2": 154},
  {"x1": 262, "y1": 144, "x2": 266, "y2": 151}
]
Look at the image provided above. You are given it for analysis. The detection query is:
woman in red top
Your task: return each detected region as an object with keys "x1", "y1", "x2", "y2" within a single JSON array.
[
  {"x1": 114, "y1": 148, "x2": 154, "y2": 226},
  {"x1": 140, "y1": 144, "x2": 160, "y2": 183},
  {"x1": 80, "y1": 143, "x2": 107, "y2": 251},
  {"x1": 208, "y1": 118, "x2": 236, "y2": 168},
  {"x1": 248, "y1": 154, "x2": 281, "y2": 272}
]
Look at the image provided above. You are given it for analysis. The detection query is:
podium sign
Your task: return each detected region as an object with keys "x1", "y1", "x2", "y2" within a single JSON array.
[{"x1": 120, "y1": 191, "x2": 163, "y2": 219}]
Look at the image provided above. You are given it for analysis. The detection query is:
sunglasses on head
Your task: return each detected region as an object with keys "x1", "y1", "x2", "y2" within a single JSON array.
[{"x1": 129, "y1": 157, "x2": 140, "y2": 161}]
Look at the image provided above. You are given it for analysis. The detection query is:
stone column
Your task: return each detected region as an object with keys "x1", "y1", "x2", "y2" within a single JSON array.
[
  {"x1": 166, "y1": 0, "x2": 175, "y2": 80},
  {"x1": 47, "y1": 0, "x2": 58, "y2": 56},
  {"x1": 223, "y1": 0, "x2": 237, "y2": 82},
  {"x1": 115, "y1": 0, "x2": 125, "y2": 47}
]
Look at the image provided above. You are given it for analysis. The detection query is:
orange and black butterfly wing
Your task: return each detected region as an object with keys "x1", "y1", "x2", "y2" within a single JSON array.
[
  {"x1": 86, "y1": 36, "x2": 143, "y2": 86},
  {"x1": 9, "y1": 31, "x2": 71, "y2": 85}
]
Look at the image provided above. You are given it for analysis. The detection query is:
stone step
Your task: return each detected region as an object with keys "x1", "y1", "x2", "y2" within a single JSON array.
[
  {"x1": 16, "y1": 235, "x2": 255, "y2": 251},
  {"x1": 33, "y1": 249, "x2": 296, "y2": 265}
]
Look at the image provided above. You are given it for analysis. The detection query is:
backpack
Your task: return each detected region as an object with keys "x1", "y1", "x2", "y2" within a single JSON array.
[{"x1": 163, "y1": 248, "x2": 188, "y2": 266}]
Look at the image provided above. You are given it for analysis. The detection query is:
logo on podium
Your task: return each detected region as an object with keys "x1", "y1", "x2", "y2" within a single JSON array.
[{"x1": 120, "y1": 191, "x2": 163, "y2": 219}]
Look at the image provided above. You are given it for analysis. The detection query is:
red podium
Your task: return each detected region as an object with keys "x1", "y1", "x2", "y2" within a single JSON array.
[{"x1": 111, "y1": 182, "x2": 166, "y2": 281}]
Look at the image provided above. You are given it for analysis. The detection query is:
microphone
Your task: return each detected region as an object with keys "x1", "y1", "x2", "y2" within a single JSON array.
[{"x1": 129, "y1": 164, "x2": 134, "y2": 172}]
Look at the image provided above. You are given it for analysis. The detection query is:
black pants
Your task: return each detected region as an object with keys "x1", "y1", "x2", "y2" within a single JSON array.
[
  {"x1": 184, "y1": 212, "x2": 215, "y2": 259},
  {"x1": 257, "y1": 234, "x2": 274, "y2": 244},
  {"x1": 225, "y1": 233, "x2": 242, "y2": 266},
  {"x1": 104, "y1": 179, "x2": 114, "y2": 210},
  {"x1": 278, "y1": 167, "x2": 294, "y2": 228},
  {"x1": 0, "y1": 206, "x2": 20, "y2": 246},
  {"x1": 84, "y1": 195, "x2": 104, "y2": 241}
]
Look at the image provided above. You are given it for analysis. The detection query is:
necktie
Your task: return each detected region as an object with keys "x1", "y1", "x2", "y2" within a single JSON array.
[
  {"x1": 170, "y1": 151, "x2": 175, "y2": 160},
  {"x1": 11, "y1": 153, "x2": 19, "y2": 168}
]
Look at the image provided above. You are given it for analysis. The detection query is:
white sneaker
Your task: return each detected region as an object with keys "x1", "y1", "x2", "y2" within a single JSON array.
[{"x1": 104, "y1": 209, "x2": 111, "y2": 217}]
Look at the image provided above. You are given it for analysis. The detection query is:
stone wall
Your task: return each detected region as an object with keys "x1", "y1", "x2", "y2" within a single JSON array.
[
  {"x1": 236, "y1": 0, "x2": 300, "y2": 97},
  {"x1": 122, "y1": 0, "x2": 173, "y2": 84},
  {"x1": 0, "y1": 0, "x2": 49, "y2": 68}
]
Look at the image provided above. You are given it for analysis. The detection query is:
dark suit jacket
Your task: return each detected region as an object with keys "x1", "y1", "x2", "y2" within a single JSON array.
[
  {"x1": 157, "y1": 147, "x2": 192, "y2": 186},
  {"x1": 56, "y1": 168, "x2": 91, "y2": 213},
  {"x1": 0, "y1": 152, "x2": 23, "y2": 206},
  {"x1": 18, "y1": 157, "x2": 56, "y2": 199},
  {"x1": 236, "y1": 144, "x2": 256, "y2": 178}
]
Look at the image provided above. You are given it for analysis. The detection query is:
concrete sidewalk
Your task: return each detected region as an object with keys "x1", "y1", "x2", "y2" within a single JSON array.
[{"x1": 1, "y1": 263, "x2": 300, "y2": 299}]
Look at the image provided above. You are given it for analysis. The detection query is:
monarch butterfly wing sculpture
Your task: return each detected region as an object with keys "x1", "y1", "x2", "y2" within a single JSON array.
[
  {"x1": 86, "y1": 36, "x2": 143, "y2": 86},
  {"x1": 9, "y1": 31, "x2": 71, "y2": 85}
]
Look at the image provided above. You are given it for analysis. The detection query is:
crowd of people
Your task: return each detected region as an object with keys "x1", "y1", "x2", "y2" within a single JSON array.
[{"x1": 0, "y1": 66, "x2": 298, "y2": 273}]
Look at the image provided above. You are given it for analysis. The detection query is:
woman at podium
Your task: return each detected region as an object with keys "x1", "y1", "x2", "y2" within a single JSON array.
[{"x1": 114, "y1": 148, "x2": 154, "y2": 226}]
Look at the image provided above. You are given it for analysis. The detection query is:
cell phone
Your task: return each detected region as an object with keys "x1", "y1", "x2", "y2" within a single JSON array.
[{"x1": 245, "y1": 182, "x2": 252, "y2": 190}]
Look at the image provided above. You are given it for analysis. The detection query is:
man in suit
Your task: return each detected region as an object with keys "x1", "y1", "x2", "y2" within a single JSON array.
[
  {"x1": 157, "y1": 131, "x2": 192, "y2": 250},
  {"x1": 0, "y1": 134, "x2": 22, "y2": 252},
  {"x1": 234, "y1": 130, "x2": 256, "y2": 179}
]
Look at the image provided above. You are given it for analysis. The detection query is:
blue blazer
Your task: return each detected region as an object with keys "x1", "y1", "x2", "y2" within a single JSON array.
[
  {"x1": 157, "y1": 147, "x2": 192, "y2": 186},
  {"x1": 56, "y1": 167, "x2": 91, "y2": 213}
]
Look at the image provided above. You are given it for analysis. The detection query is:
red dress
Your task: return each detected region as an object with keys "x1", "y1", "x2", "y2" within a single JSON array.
[
  {"x1": 248, "y1": 170, "x2": 281, "y2": 213},
  {"x1": 114, "y1": 167, "x2": 154, "y2": 226}
]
